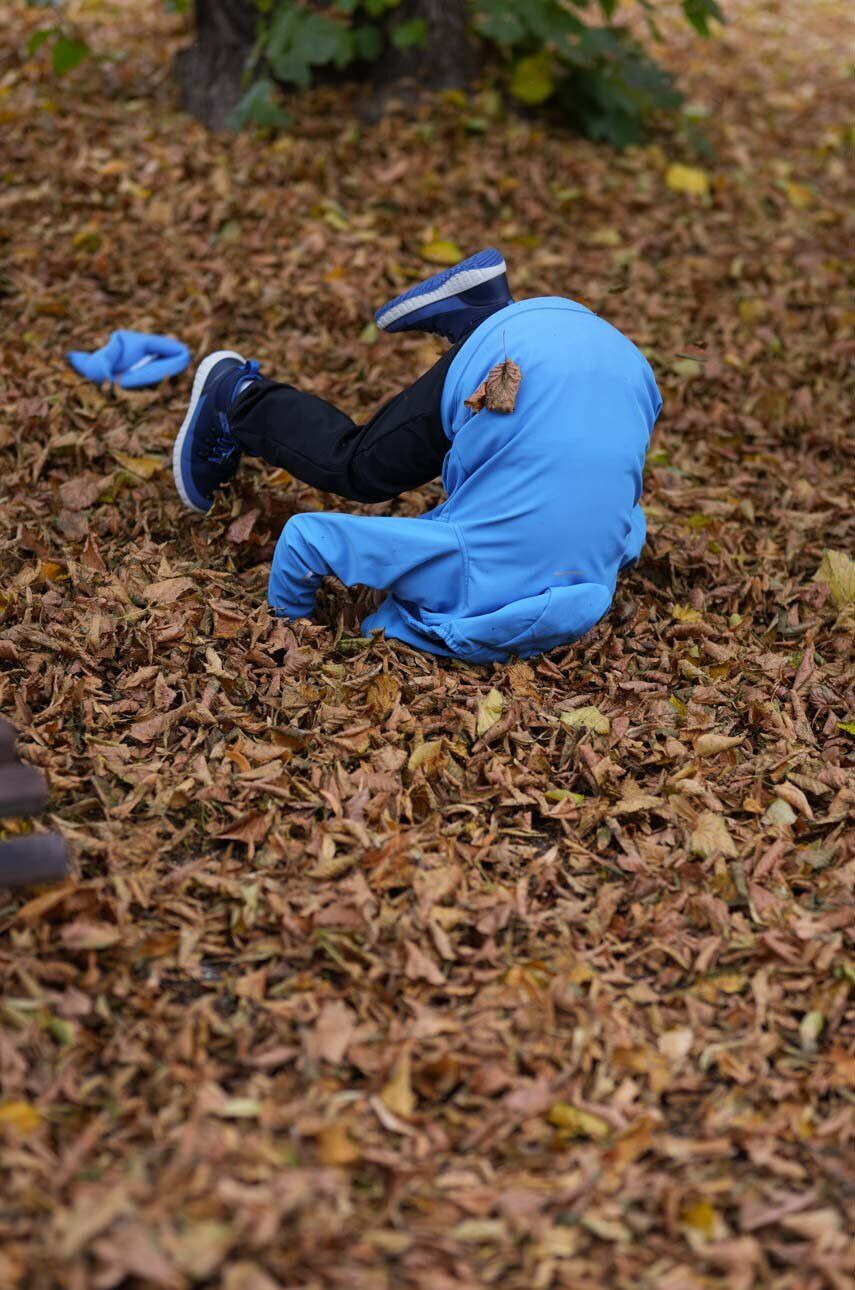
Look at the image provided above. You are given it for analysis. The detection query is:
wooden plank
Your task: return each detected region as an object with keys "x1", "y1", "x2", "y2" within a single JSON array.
[
  {"x1": 0, "y1": 763, "x2": 48, "y2": 819},
  {"x1": 0, "y1": 832, "x2": 70, "y2": 889}
]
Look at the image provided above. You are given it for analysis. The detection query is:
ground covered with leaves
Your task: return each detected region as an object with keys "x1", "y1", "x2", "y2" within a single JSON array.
[{"x1": 1, "y1": 2, "x2": 853, "y2": 1287}]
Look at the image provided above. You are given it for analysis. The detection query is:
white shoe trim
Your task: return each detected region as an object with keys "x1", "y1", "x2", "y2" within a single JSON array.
[
  {"x1": 375, "y1": 260, "x2": 507, "y2": 329},
  {"x1": 172, "y1": 349, "x2": 244, "y2": 513}
]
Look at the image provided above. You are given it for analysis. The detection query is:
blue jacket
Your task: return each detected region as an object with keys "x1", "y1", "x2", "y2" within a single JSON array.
[{"x1": 268, "y1": 298, "x2": 662, "y2": 663}]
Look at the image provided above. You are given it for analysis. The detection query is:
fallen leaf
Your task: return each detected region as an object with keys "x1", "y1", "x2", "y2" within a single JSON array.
[
  {"x1": 561, "y1": 705, "x2": 610, "y2": 735},
  {"x1": 111, "y1": 451, "x2": 164, "y2": 480},
  {"x1": 680, "y1": 1198, "x2": 720, "y2": 1240},
  {"x1": 547, "y1": 1102, "x2": 610, "y2": 1139},
  {"x1": 691, "y1": 811, "x2": 738, "y2": 858},
  {"x1": 318, "y1": 1121, "x2": 361, "y2": 1166},
  {"x1": 309, "y1": 1000, "x2": 356, "y2": 1065},
  {"x1": 227, "y1": 508, "x2": 260, "y2": 543},
  {"x1": 666, "y1": 163, "x2": 710, "y2": 196},
  {"x1": 61, "y1": 920, "x2": 121, "y2": 950},
  {"x1": 381, "y1": 1051, "x2": 416, "y2": 1120},
  {"x1": 420, "y1": 239, "x2": 463, "y2": 265},
  {"x1": 476, "y1": 687, "x2": 504, "y2": 736},
  {"x1": 408, "y1": 739, "x2": 445, "y2": 776},
  {"x1": 465, "y1": 357, "x2": 523, "y2": 414},
  {"x1": 762, "y1": 798, "x2": 797, "y2": 829},
  {"x1": 799, "y1": 1009, "x2": 825, "y2": 1051},
  {"x1": 694, "y1": 732, "x2": 744, "y2": 756},
  {"x1": 814, "y1": 548, "x2": 855, "y2": 607},
  {"x1": 169, "y1": 1221, "x2": 233, "y2": 1280},
  {"x1": 213, "y1": 1098, "x2": 260, "y2": 1119},
  {"x1": 0, "y1": 1101, "x2": 42, "y2": 1135},
  {"x1": 143, "y1": 577, "x2": 195, "y2": 605}
]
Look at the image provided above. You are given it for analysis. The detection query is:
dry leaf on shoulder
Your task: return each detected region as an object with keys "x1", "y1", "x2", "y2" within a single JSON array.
[{"x1": 465, "y1": 357, "x2": 523, "y2": 414}]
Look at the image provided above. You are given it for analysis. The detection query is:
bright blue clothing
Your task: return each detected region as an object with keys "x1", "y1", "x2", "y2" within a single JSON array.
[
  {"x1": 67, "y1": 330, "x2": 190, "y2": 389},
  {"x1": 268, "y1": 298, "x2": 662, "y2": 663}
]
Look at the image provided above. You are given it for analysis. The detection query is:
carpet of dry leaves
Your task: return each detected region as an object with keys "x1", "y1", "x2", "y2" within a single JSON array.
[{"x1": 1, "y1": 1, "x2": 853, "y2": 1287}]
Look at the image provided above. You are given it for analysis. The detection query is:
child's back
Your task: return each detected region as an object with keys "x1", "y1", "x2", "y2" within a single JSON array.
[{"x1": 360, "y1": 297, "x2": 662, "y2": 660}]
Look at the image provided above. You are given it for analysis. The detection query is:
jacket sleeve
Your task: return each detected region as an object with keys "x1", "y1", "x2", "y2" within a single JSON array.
[{"x1": 267, "y1": 512, "x2": 464, "y2": 620}]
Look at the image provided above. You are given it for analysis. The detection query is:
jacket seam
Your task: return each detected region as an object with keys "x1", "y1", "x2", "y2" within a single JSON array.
[{"x1": 450, "y1": 521, "x2": 470, "y2": 613}]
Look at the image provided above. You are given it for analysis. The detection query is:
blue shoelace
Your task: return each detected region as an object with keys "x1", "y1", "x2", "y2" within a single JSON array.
[{"x1": 207, "y1": 412, "x2": 240, "y2": 465}]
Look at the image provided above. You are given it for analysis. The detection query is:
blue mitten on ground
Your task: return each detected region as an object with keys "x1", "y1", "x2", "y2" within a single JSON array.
[{"x1": 66, "y1": 330, "x2": 190, "y2": 389}]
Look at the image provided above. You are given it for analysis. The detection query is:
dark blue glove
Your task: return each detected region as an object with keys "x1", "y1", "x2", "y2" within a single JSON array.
[{"x1": 66, "y1": 330, "x2": 190, "y2": 389}]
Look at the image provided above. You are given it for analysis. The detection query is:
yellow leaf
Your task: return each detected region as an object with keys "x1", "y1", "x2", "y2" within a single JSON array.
[
  {"x1": 111, "y1": 452, "x2": 164, "y2": 480},
  {"x1": 799, "y1": 1010, "x2": 825, "y2": 1051},
  {"x1": 589, "y1": 226, "x2": 621, "y2": 248},
  {"x1": 690, "y1": 811, "x2": 737, "y2": 858},
  {"x1": 669, "y1": 693, "x2": 687, "y2": 720},
  {"x1": 509, "y1": 54, "x2": 554, "y2": 106},
  {"x1": 318, "y1": 1121, "x2": 361, "y2": 1166},
  {"x1": 786, "y1": 181, "x2": 813, "y2": 208},
  {"x1": 40, "y1": 560, "x2": 67, "y2": 582},
  {"x1": 545, "y1": 788, "x2": 585, "y2": 803},
  {"x1": 0, "y1": 1101, "x2": 42, "y2": 1135},
  {"x1": 561, "y1": 706, "x2": 610, "y2": 735},
  {"x1": 213, "y1": 1098, "x2": 260, "y2": 1119},
  {"x1": 665, "y1": 163, "x2": 710, "y2": 196},
  {"x1": 420, "y1": 240, "x2": 463, "y2": 266},
  {"x1": 814, "y1": 549, "x2": 855, "y2": 607},
  {"x1": 547, "y1": 1102, "x2": 610, "y2": 1140},
  {"x1": 672, "y1": 603, "x2": 703, "y2": 622},
  {"x1": 476, "y1": 688, "x2": 503, "y2": 736},
  {"x1": 680, "y1": 1198, "x2": 719, "y2": 1239},
  {"x1": 407, "y1": 739, "x2": 445, "y2": 776},
  {"x1": 738, "y1": 297, "x2": 767, "y2": 323},
  {"x1": 672, "y1": 358, "x2": 703, "y2": 378},
  {"x1": 381, "y1": 1051, "x2": 415, "y2": 1120}
]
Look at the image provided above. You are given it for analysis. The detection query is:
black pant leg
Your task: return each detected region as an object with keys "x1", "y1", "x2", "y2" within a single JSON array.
[{"x1": 227, "y1": 341, "x2": 461, "y2": 504}]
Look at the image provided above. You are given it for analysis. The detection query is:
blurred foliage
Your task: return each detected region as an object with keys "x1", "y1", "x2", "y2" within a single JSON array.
[{"x1": 25, "y1": 0, "x2": 724, "y2": 147}]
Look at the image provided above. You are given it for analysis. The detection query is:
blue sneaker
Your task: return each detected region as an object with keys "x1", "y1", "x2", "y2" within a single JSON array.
[
  {"x1": 375, "y1": 248, "x2": 512, "y2": 343},
  {"x1": 172, "y1": 350, "x2": 262, "y2": 513}
]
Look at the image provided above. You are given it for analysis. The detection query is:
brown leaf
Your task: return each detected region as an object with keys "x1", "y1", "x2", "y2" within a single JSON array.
[
  {"x1": 307, "y1": 1000, "x2": 356, "y2": 1065},
  {"x1": 227, "y1": 508, "x2": 260, "y2": 544},
  {"x1": 143, "y1": 577, "x2": 196, "y2": 605},
  {"x1": 380, "y1": 1050, "x2": 416, "y2": 1119},
  {"x1": 464, "y1": 356, "x2": 523, "y2": 414}
]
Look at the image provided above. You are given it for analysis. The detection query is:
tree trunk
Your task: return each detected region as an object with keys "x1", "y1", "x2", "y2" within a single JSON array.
[
  {"x1": 175, "y1": 0, "x2": 475, "y2": 131},
  {"x1": 379, "y1": 0, "x2": 474, "y2": 93},
  {"x1": 176, "y1": 0, "x2": 257, "y2": 131}
]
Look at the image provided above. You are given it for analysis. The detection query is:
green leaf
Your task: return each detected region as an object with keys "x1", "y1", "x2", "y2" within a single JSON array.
[
  {"x1": 51, "y1": 34, "x2": 89, "y2": 75},
  {"x1": 509, "y1": 53, "x2": 555, "y2": 105},
  {"x1": 391, "y1": 18, "x2": 428, "y2": 50},
  {"x1": 353, "y1": 24, "x2": 383, "y2": 61},
  {"x1": 27, "y1": 26, "x2": 57, "y2": 56},
  {"x1": 838, "y1": 721, "x2": 855, "y2": 737},
  {"x1": 229, "y1": 78, "x2": 292, "y2": 131},
  {"x1": 473, "y1": 2, "x2": 525, "y2": 45},
  {"x1": 682, "y1": 0, "x2": 724, "y2": 36}
]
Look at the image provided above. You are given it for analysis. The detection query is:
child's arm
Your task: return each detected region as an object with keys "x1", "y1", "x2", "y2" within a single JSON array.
[{"x1": 267, "y1": 512, "x2": 464, "y2": 620}]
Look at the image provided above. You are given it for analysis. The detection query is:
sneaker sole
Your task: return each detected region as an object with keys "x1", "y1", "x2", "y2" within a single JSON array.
[
  {"x1": 172, "y1": 349, "x2": 244, "y2": 513},
  {"x1": 375, "y1": 251, "x2": 506, "y2": 330}
]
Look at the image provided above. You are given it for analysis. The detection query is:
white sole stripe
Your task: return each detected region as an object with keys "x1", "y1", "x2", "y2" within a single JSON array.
[
  {"x1": 172, "y1": 350, "x2": 244, "y2": 513},
  {"x1": 376, "y1": 260, "x2": 507, "y2": 329}
]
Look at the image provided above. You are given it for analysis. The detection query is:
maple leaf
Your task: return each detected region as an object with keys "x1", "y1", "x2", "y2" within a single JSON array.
[{"x1": 464, "y1": 357, "x2": 523, "y2": 414}]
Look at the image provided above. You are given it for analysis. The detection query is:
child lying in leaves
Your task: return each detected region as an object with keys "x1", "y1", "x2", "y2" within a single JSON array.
[{"x1": 172, "y1": 249, "x2": 661, "y2": 663}]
